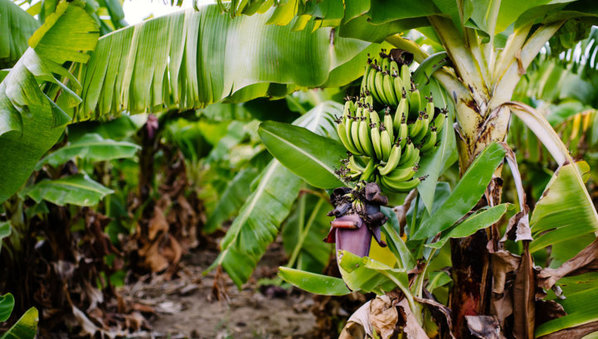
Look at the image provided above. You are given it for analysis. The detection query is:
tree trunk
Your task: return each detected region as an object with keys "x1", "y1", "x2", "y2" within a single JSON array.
[{"x1": 449, "y1": 105, "x2": 510, "y2": 337}]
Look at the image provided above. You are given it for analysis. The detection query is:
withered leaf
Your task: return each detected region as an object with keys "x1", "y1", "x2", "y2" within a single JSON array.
[
  {"x1": 537, "y1": 320, "x2": 598, "y2": 339},
  {"x1": 465, "y1": 315, "x2": 504, "y2": 339},
  {"x1": 370, "y1": 295, "x2": 398, "y2": 339},
  {"x1": 513, "y1": 243, "x2": 535, "y2": 339},
  {"x1": 398, "y1": 299, "x2": 429, "y2": 339},
  {"x1": 538, "y1": 238, "x2": 598, "y2": 290},
  {"x1": 415, "y1": 294, "x2": 456, "y2": 339}
]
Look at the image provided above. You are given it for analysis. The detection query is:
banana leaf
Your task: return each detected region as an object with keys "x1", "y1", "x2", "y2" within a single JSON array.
[
  {"x1": 21, "y1": 174, "x2": 113, "y2": 207},
  {"x1": 36, "y1": 133, "x2": 140, "y2": 168},
  {"x1": 0, "y1": 0, "x2": 39, "y2": 68},
  {"x1": 530, "y1": 162, "x2": 598, "y2": 253},
  {"x1": 258, "y1": 120, "x2": 347, "y2": 189},
  {"x1": 278, "y1": 267, "x2": 350, "y2": 296},
  {"x1": 75, "y1": 4, "x2": 378, "y2": 120},
  {"x1": 0, "y1": 293, "x2": 14, "y2": 322},
  {"x1": 411, "y1": 143, "x2": 506, "y2": 240},
  {"x1": 0, "y1": 307, "x2": 38, "y2": 339},
  {"x1": 0, "y1": 1, "x2": 99, "y2": 203}
]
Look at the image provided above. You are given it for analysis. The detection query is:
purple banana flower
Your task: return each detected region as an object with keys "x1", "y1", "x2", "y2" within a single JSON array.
[{"x1": 325, "y1": 183, "x2": 388, "y2": 257}]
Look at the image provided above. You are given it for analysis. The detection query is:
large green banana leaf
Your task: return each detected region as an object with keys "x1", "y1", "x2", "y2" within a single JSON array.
[
  {"x1": 0, "y1": 1, "x2": 99, "y2": 204},
  {"x1": 220, "y1": 0, "x2": 595, "y2": 44},
  {"x1": 210, "y1": 102, "x2": 339, "y2": 287},
  {"x1": 0, "y1": 0, "x2": 39, "y2": 68},
  {"x1": 75, "y1": 4, "x2": 378, "y2": 121}
]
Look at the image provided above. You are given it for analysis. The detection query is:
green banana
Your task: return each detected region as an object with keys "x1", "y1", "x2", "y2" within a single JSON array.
[
  {"x1": 359, "y1": 118, "x2": 375, "y2": 157},
  {"x1": 403, "y1": 144, "x2": 420, "y2": 167},
  {"x1": 394, "y1": 97, "x2": 408, "y2": 131},
  {"x1": 409, "y1": 114, "x2": 424, "y2": 140},
  {"x1": 399, "y1": 140, "x2": 415, "y2": 165},
  {"x1": 393, "y1": 74, "x2": 405, "y2": 104},
  {"x1": 389, "y1": 59, "x2": 400, "y2": 76},
  {"x1": 409, "y1": 87, "x2": 421, "y2": 119},
  {"x1": 425, "y1": 99, "x2": 435, "y2": 118},
  {"x1": 400, "y1": 64, "x2": 411, "y2": 90},
  {"x1": 384, "y1": 108, "x2": 394, "y2": 142},
  {"x1": 336, "y1": 121, "x2": 361, "y2": 155},
  {"x1": 398, "y1": 122, "x2": 408, "y2": 147},
  {"x1": 383, "y1": 72, "x2": 398, "y2": 106},
  {"x1": 364, "y1": 95, "x2": 374, "y2": 108},
  {"x1": 367, "y1": 63, "x2": 381, "y2": 104},
  {"x1": 386, "y1": 163, "x2": 418, "y2": 182},
  {"x1": 375, "y1": 69, "x2": 389, "y2": 104},
  {"x1": 412, "y1": 51, "x2": 450, "y2": 88},
  {"x1": 348, "y1": 100, "x2": 356, "y2": 116},
  {"x1": 360, "y1": 158, "x2": 377, "y2": 182},
  {"x1": 369, "y1": 108, "x2": 380, "y2": 124},
  {"x1": 351, "y1": 117, "x2": 365, "y2": 154},
  {"x1": 361, "y1": 64, "x2": 370, "y2": 94},
  {"x1": 370, "y1": 122, "x2": 383, "y2": 160},
  {"x1": 380, "y1": 126, "x2": 392, "y2": 161},
  {"x1": 355, "y1": 104, "x2": 363, "y2": 118},
  {"x1": 346, "y1": 116, "x2": 356, "y2": 152},
  {"x1": 382, "y1": 176, "x2": 421, "y2": 193},
  {"x1": 420, "y1": 128, "x2": 437, "y2": 153},
  {"x1": 378, "y1": 144, "x2": 402, "y2": 176},
  {"x1": 380, "y1": 53, "x2": 390, "y2": 73},
  {"x1": 348, "y1": 155, "x2": 365, "y2": 172},
  {"x1": 433, "y1": 110, "x2": 447, "y2": 133},
  {"x1": 413, "y1": 112, "x2": 431, "y2": 144}
]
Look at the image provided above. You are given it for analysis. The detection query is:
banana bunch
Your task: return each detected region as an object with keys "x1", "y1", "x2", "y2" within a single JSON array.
[
  {"x1": 335, "y1": 94, "x2": 447, "y2": 193},
  {"x1": 361, "y1": 50, "x2": 422, "y2": 118}
]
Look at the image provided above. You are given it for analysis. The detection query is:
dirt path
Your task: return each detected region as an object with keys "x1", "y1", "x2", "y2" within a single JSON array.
[{"x1": 121, "y1": 243, "x2": 319, "y2": 338}]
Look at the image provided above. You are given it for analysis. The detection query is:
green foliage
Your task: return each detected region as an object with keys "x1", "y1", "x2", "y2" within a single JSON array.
[
  {"x1": 0, "y1": 293, "x2": 14, "y2": 322},
  {"x1": 21, "y1": 174, "x2": 113, "y2": 207},
  {"x1": 278, "y1": 267, "x2": 350, "y2": 296},
  {"x1": 259, "y1": 121, "x2": 347, "y2": 189},
  {"x1": 0, "y1": 0, "x2": 39, "y2": 68},
  {"x1": 536, "y1": 273, "x2": 598, "y2": 337},
  {"x1": 530, "y1": 162, "x2": 598, "y2": 252},
  {"x1": 338, "y1": 250, "x2": 409, "y2": 295},
  {"x1": 282, "y1": 194, "x2": 332, "y2": 272},
  {"x1": 36, "y1": 133, "x2": 140, "y2": 169},
  {"x1": 411, "y1": 143, "x2": 507, "y2": 240},
  {"x1": 0, "y1": 1, "x2": 99, "y2": 203},
  {"x1": 0, "y1": 307, "x2": 38, "y2": 339},
  {"x1": 415, "y1": 79, "x2": 458, "y2": 212},
  {"x1": 212, "y1": 102, "x2": 341, "y2": 287},
  {"x1": 76, "y1": 4, "x2": 377, "y2": 120},
  {"x1": 427, "y1": 204, "x2": 509, "y2": 250}
]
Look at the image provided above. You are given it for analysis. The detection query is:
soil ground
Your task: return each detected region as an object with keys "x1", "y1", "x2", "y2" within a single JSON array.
[{"x1": 121, "y1": 242, "x2": 320, "y2": 338}]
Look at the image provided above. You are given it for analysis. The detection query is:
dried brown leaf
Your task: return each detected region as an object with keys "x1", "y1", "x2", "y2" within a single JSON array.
[
  {"x1": 513, "y1": 243, "x2": 535, "y2": 339},
  {"x1": 538, "y1": 238, "x2": 598, "y2": 290},
  {"x1": 370, "y1": 296, "x2": 398, "y2": 339},
  {"x1": 344, "y1": 300, "x2": 373, "y2": 338},
  {"x1": 537, "y1": 320, "x2": 598, "y2": 339},
  {"x1": 465, "y1": 315, "x2": 504, "y2": 339},
  {"x1": 415, "y1": 294, "x2": 456, "y2": 339},
  {"x1": 535, "y1": 299, "x2": 566, "y2": 327},
  {"x1": 339, "y1": 321, "x2": 367, "y2": 339},
  {"x1": 148, "y1": 206, "x2": 168, "y2": 240},
  {"x1": 398, "y1": 299, "x2": 429, "y2": 339}
]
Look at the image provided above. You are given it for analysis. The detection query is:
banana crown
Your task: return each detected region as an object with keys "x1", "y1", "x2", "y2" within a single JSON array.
[{"x1": 336, "y1": 48, "x2": 449, "y2": 193}]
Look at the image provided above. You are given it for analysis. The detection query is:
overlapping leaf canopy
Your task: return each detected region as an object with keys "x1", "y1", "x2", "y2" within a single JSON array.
[
  {"x1": 74, "y1": 5, "x2": 378, "y2": 121},
  {"x1": 0, "y1": 1, "x2": 99, "y2": 203}
]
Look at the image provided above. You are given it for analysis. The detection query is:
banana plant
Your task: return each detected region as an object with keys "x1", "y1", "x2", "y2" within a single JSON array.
[{"x1": 3, "y1": 0, "x2": 598, "y2": 338}]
